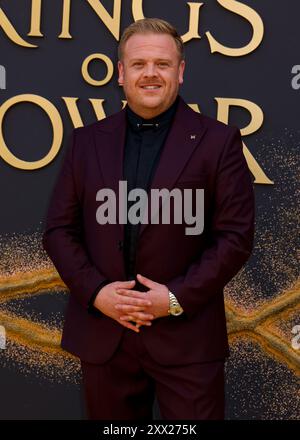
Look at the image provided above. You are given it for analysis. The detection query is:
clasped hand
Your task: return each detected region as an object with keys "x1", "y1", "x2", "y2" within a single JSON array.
[{"x1": 93, "y1": 274, "x2": 170, "y2": 333}]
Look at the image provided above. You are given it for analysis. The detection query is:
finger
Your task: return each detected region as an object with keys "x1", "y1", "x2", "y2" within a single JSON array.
[
  {"x1": 120, "y1": 315, "x2": 135, "y2": 321},
  {"x1": 116, "y1": 290, "x2": 152, "y2": 306},
  {"x1": 117, "y1": 297, "x2": 151, "y2": 307},
  {"x1": 116, "y1": 288, "x2": 148, "y2": 298},
  {"x1": 120, "y1": 311, "x2": 154, "y2": 321},
  {"x1": 137, "y1": 273, "x2": 156, "y2": 289},
  {"x1": 116, "y1": 318, "x2": 140, "y2": 333},
  {"x1": 114, "y1": 304, "x2": 148, "y2": 313},
  {"x1": 120, "y1": 316, "x2": 152, "y2": 326},
  {"x1": 116, "y1": 280, "x2": 136, "y2": 288},
  {"x1": 136, "y1": 320, "x2": 152, "y2": 327}
]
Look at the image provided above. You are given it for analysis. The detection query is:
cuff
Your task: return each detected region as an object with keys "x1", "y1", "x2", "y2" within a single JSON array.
[{"x1": 87, "y1": 279, "x2": 111, "y2": 316}]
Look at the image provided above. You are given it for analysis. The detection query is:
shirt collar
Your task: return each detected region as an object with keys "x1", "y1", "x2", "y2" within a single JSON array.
[{"x1": 126, "y1": 95, "x2": 179, "y2": 132}]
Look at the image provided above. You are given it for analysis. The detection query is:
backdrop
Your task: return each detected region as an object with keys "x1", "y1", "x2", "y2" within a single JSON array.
[{"x1": 0, "y1": 0, "x2": 299, "y2": 420}]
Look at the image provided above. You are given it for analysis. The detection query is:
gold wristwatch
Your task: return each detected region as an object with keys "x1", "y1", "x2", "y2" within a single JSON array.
[{"x1": 168, "y1": 291, "x2": 184, "y2": 316}]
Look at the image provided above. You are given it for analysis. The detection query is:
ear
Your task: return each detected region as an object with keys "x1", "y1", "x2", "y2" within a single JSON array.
[
  {"x1": 178, "y1": 60, "x2": 185, "y2": 85},
  {"x1": 118, "y1": 60, "x2": 124, "y2": 85}
]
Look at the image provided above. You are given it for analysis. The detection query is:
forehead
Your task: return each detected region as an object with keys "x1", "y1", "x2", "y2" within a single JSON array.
[{"x1": 123, "y1": 33, "x2": 178, "y2": 59}]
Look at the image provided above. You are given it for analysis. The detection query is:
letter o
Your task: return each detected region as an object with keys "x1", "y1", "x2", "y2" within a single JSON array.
[
  {"x1": 0, "y1": 94, "x2": 63, "y2": 170},
  {"x1": 81, "y1": 53, "x2": 114, "y2": 86}
]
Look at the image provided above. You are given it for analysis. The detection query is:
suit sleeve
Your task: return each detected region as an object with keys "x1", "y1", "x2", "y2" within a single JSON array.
[
  {"x1": 88, "y1": 279, "x2": 111, "y2": 316},
  {"x1": 166, "y1": 127, "x2": 255, "y2": 319},
  {"x1": 42, "y1": 129, "x2": 108, "y2": 312}
]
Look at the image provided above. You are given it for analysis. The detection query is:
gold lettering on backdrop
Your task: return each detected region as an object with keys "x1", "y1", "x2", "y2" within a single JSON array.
[
  {"x1": 59, "y1": 0, "x2": 72, "y2": 38},
  {"x1": 131, "y1": 0, "x2": 144, "y2": 21},
  {"x1": 0, "y1": 7, "x2": 37, "y2": 47},
  {"x1": 132, "y1": 0, "x2": 202, "y2": 43},
  {"x1": 89, "y1": 99, "x2": 107, "y2": 120},
  {"x1": 62, "y1": 97, "x2": 84, "y2": 128},
  {"x1": 0, "y1": 95, "x2": 273, "y2": 180},
  {"x1": 59, "y1": 0, "x2": 121, "y2": 40},
  {"x1": 215, "y1": 97, "x2": 273, "y2": 184},
  {"x1": 81, "y1": 54, "x2": 114, "y2": 86},
  {"x1": 188, "y1": 103, "x2": 202, "y2": 113},
  {"x1": 28, "y1": 0, "x2": 43, "y2": 37},
  {"x1": 85, "y1": 0, "x2": 121, "y2": 40},
  {"x1": 181, "y1": 3, "x2": 202, "y2": 43},
  {"x1": 26, "y1": 0, "x2": 121, "y2": 40},
  {"x1": 206, "y1": 0, "x2": 264, "y2": 56},
  {"x1": 0, "y1": 95, "x2": 63, "y2": 170},
  {"x1": 1, "y1": 0, "x2": 265, "y2": 54},
  {"x1": 62, "y1": 97, "x2": 107, "y2": 127}
]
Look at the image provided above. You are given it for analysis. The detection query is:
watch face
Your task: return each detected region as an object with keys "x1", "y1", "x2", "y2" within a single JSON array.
[{"x1": 173, "y1": 306, "x2": 183, "y2": 316}]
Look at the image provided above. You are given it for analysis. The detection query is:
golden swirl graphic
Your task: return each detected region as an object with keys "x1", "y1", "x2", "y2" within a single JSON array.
[{"x1": 0, "y1": 268, "x2": 299, "y2": 379}]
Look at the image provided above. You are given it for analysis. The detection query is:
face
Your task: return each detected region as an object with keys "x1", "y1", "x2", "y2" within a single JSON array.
[{"x1": 118, "y1": 33, "x2": 185, "y2": 119}]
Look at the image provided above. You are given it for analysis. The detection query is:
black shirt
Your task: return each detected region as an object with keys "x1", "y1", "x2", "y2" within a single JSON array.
[{"x1": 123, "y1": 97, "x2": 179, "y2": 289}]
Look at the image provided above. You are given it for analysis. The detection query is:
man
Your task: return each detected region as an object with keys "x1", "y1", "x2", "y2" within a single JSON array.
[{"x1": 43, "y1": 18, "x2": 255, "y2": 420}]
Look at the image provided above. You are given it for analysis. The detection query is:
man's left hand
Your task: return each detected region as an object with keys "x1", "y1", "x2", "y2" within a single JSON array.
[{"x1": 114, "y1": 273, "x2": 169, "y2": 325}]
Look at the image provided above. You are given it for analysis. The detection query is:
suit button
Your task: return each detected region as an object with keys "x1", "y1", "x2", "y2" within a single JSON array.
[{"x1": 118, "y1": 240, "x2": 123, "y2": 251}]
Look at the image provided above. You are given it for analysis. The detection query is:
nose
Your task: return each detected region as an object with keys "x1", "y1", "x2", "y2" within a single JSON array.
[{"x1": 142, "y1": 62, "x2": 157, "y2": 78}]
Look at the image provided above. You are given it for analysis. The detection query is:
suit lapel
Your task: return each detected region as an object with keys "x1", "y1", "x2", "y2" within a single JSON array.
[
  {"x1": 93, "y1": 109, "x2": 127, "y2": 235},
  {"x1": 139, "y1": 97, "x2": 207, "y2": 236}
]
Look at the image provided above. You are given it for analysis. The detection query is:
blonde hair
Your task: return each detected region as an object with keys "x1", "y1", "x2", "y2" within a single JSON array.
[{"x1": 118, "y1": 18, "x2": 184, "y2": 61}]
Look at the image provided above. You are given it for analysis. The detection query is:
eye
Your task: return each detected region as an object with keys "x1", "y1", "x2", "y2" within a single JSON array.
[{"x1": 158, "y1": 62, "x2": 169, "y2": 67}]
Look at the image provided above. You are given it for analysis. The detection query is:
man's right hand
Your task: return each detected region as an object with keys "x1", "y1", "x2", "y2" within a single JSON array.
[{"x1": 93, "y1": 280, "x2": 153, "y2": 333}]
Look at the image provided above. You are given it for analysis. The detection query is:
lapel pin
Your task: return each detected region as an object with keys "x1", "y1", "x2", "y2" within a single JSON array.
[{"x1": 190, "y1": 135, "x2": 196, "y2": 140}]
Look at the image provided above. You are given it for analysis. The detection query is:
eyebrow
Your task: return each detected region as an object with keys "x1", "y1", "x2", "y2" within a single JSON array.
[{"x1": 129, "y1": 58, "x2": 172, "y2": 63}]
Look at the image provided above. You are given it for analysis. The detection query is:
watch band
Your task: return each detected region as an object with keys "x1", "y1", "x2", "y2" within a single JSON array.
[{"x1": 168, "y1": 291, "x2": 183, "y2": 316}]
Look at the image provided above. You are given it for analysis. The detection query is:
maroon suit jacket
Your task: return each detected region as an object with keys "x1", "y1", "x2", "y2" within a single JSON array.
[{"x1": 42, "y1": 96, "x2": 255, "y2": 365}]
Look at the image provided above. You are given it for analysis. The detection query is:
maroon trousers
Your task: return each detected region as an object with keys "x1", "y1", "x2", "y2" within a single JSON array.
[{"x1": 80, "y1": 328, "x2": 225, "y2": 420}]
